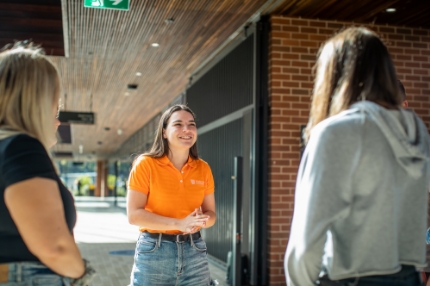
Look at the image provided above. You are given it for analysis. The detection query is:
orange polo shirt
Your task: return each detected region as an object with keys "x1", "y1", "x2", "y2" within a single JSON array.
[{"x1": 128, "y1": 155, "x2": 215, "y2": 234}]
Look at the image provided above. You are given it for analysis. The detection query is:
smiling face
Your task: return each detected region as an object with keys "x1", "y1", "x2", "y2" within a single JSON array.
[{"x1": 163, "y1": 110, "x2": 197, "y2": 153}]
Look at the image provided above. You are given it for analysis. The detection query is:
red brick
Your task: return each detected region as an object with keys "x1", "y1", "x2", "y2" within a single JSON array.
[
  {"x1": 379, "y1": 27, "x2": 395, "y2": 33},
  {"x1": 327, "y1": 22, "x2": 344, "y2": 29},
  {"x1": 282, "y1": 26, "x2": 299, "y2": 32},
  {"x1": 291, "y1": 33, "x2": 309, "y2": 40},
  {"x1": 397, "y1": 28, "x2": 412, "y2": 35},
  {"x1": 291, "y1": 19, "x2": 309, "y2": 26},
  {"x1": 301, "y1": 27, "x2": 317, "y2": 34},
  {"x1": 282, "y1": 39, "x2": 300, "y2": 46},
  {"x1": 405, "y1": 36, "x2": 420, "y2": 41},
  {"x1": 309, "y1": 21, "x2": 326, "y2": 28},
  {"x1": 414, "y1": 56, "x2": 428, "y2": 62},
  {"x1": 414, "y1": 69, "x2": 429, "y2": 75},
  {"x1": 413, "y1": 43, "x2": 428, "y2": 49},
  {"x1": 272, "y1": 46, "x2": 291, "y2": 52},
  {"x1": 272, "y1": 32, "x2": 291, "y2": 39},
  {"x1": 397, "y1": 41, "x2": 412, "y2": 48},
  {"x1": 319, "y1": 28, "x2": 335, "y2": 35},
  {"x1": 291, "y1": 61, "x2": 308, "y2": 67},
  {"x1": 291, "y1": 47, "x2": 309, "y2": 53},
  {"x1": 413, "y1": 29, "x2": 428, "y2": 36},
  {"x1": 405, "y1": 62, "x2": 421, "y2": 68},
  {"x1": 389, "y1": 34, "x2": 404, "y2": 41},
  {"x1": 282, "y1": 53, "x2": 299, "y2": 60},
  {"x1": 271, "y1": 17, "x2": 291, "y2": 25}
]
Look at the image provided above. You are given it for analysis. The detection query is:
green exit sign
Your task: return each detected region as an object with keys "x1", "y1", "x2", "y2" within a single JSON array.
[{"x1": 84, "y1": 0, "x2": 129, "y2": 11}]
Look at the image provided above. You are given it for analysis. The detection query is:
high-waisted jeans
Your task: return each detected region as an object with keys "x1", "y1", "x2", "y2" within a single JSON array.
[
  {"x1": 0, "y1": 261, "x2": 70, "y2": 286},
  {"x1": 129, "y1": 232, "x2": 212, "y2": 286}
]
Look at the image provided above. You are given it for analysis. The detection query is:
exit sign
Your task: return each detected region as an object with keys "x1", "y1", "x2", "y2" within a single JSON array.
[{"x1": 84, "y1": 0, "x2": 129, "y2": 11}]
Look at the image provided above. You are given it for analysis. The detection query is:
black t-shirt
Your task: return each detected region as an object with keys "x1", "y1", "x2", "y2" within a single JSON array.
[{"x1": 0, "y1": 134, "x2": 76, "y2": 263}]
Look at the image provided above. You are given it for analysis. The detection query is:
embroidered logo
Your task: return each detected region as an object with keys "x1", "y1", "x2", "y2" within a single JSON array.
[{"x1": 190, "y1": 179, "x2": 204, "y2": 185}]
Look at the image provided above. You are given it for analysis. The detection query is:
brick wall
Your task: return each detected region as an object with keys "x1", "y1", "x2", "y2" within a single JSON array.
[{"x1": 267, "y1": 15, "x2": 430, "y2": 285}]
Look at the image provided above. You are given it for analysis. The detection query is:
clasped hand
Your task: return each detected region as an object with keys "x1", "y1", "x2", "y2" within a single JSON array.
[{"x1": 178, "y1": 208, "x2": 209, "y2": 234}]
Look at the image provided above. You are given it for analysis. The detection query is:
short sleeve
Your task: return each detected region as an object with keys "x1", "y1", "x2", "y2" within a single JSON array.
[
  {"x1": 205, "y1": 164, "x2": 215, "y2": 195},
  {"x1": 2, "y1": 135, "x2": 57, "y2": 188},
  {"x1": 128, "y1": 156, "x2": 150, "y2": 195}
]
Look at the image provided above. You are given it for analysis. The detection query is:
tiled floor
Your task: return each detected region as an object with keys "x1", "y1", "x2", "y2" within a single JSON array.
[{"x1": 74, "y1": 197, "x2": 228, "y2": 286}]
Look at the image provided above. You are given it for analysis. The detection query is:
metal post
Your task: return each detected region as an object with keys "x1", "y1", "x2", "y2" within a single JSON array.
[
  {"x1": 232, "y1": 156, "x2": 243, "y2": 286},
  {"x1": 114, "y1": 161, "x2": 118, "y2": 207}
]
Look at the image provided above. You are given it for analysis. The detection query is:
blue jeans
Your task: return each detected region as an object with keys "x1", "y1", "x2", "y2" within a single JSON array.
[
  {"x1": 129, "y1": 232, "x2": 211, "y2": 286},
  {"x1": 0, "y1": 261, "x2": 70, "y2": 286}
]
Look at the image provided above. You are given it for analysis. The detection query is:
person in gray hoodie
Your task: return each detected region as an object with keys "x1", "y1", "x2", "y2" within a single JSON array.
[{"x1": 284, "y1": 27, "x2": 430, "y2": 286}]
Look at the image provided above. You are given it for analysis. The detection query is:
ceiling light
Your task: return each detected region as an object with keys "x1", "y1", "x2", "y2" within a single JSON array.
[
  {"x1": 124, "y1": 92, "x2": 130, "y2": 96},
  {"x1": 136, "y1": 72, "x2": 142, "y2": 76},
  {"x1": 117, "y1": 129, "x2": 123, "y2": 135},
  {"x1": 151, "y1": 43, "x2": 160, "y2": 47},
  {"x1": 79, "y1": 144, "x2": 83, "y2": 154},
  {"x1": 386, "y1": 8, "x2": 396, "y2": 13}
]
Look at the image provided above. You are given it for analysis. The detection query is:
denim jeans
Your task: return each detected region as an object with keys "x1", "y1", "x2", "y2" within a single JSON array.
[
  {"x1": 129, "y1": 232, "x2": 212, "y2": 286},
  {"x1": 0, "y1": 261, "x2": 70, "y2": 286},
  {"x1": 316, "y1": 265, "x2": 424, "y2": 286}
]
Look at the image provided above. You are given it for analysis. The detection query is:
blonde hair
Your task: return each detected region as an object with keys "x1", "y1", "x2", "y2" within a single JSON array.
[
  {"x1": 0, "y1": 43, "x2": 60, "y2": 148},
  {"x1": 305, "y1": 27, "x2": 401, "y2": 142}
]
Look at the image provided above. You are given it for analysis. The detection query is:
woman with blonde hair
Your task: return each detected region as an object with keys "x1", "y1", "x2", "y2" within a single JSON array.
[
  {"x1": 285, "y1": 27, "x2": 430, "y2": 286},
  {"x1": 0, "y1": 43, "x2": 94, "y2": 285}
]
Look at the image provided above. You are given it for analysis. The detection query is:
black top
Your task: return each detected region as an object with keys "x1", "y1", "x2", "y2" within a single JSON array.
[{"x1": 0, "y1": 134, "x2": 76, "y2": 263}]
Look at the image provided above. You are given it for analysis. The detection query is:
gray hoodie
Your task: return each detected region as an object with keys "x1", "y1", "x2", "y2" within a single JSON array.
[{"x1": 285, "y1": 101, "x2": 430, "y2": 286}]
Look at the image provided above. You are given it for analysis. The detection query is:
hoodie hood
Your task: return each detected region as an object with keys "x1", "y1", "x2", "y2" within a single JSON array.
[{"x1": 349, "y1": 101, "x2": 430, "y2": 178}]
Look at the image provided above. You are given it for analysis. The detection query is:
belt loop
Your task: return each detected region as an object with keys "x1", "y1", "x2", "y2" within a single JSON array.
[
  {"x1": 16, "y1": 263, "x2": 22, "y2": 283},
  {"x1": 157, "y1": 233, "x2": 162, "y2": 248},
  {"x1": 190, "y1": 233, "x2": 195, "y2": 246}
]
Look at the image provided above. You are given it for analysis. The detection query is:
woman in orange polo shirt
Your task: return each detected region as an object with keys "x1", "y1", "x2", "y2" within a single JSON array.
[{"x1": 127, "y1": 104, "x2": 217, "y2": 286}]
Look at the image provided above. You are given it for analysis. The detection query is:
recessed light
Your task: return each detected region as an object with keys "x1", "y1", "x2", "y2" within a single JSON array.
[
  {"x1": 117, "y1": 129, "x2": 123, "y2": 135},
  {"x1": 124, "y1": 92, "x2": 130, "y2": 96},
  {"x1": 136, "y1": 72, "x2": 142, "y2": 76},
  {"x1": 386, "y1": 8, "x2": 396, "y2": 13},
  {"x1": 151, "y1": 43, "x2": 160, "y2": 47}
]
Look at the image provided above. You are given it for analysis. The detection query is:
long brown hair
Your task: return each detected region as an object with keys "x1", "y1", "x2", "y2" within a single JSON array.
[
  {"x1": 143, "y1": 104, "x2": 199, "y2": 159},
  {"x1": 305, "y1": 27, "x2": 401, "y2": 142}
]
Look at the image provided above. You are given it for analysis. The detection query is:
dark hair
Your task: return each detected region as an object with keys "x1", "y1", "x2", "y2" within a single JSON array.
[
  {"x1": 143, "y1": 104, "x2": 198, "y2": 159},
  {"x1": 398, "y1": 80, "x2": 406, "y2": 100},
  {"x1": 305, "y1": 27, "x2": 402, "y2": 141}
]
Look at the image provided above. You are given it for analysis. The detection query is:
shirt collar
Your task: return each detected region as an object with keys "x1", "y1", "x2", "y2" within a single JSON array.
[{"x1": 156, "y1": 155, "x2": 197, "y2": 168}]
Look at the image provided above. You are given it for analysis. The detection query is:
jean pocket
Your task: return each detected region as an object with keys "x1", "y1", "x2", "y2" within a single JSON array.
[
  {"x1": 192, "y1": 238, "x2": 207, "y2": 252},
  {"x1": 31, "y1": 274, "x2": 63, "y2": 286},
  {"x1": 137, "y1": 238, "x2": 158, "y2": 254}
]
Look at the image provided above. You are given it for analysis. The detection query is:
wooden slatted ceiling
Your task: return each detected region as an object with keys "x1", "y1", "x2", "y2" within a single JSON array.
[
  {"x1": 271, "y1": 0, "x2": 430, "y2": 28},
  {"x1": 0, "y1": 0, "x2": 64, "y2": 56},
  {"x1": 50, "y1": 0, "x2": 267, "y2": 159}
]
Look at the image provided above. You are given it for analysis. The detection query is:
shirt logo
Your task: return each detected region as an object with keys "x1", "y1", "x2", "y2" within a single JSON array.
[{"x1": 191, "y1": 179, "x2": 204, "y2": 185}]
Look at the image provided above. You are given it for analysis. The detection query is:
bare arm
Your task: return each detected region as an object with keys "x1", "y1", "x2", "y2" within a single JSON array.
[
  {"x1": 127, "y1": 189, "x2": 209, "y2": 233},
  {"x1": 201, "y1": 193, "x2": 216, "y2": 228},
  {"x1": 4, "y1": 178, "x2": 84, "y2": 278}
]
